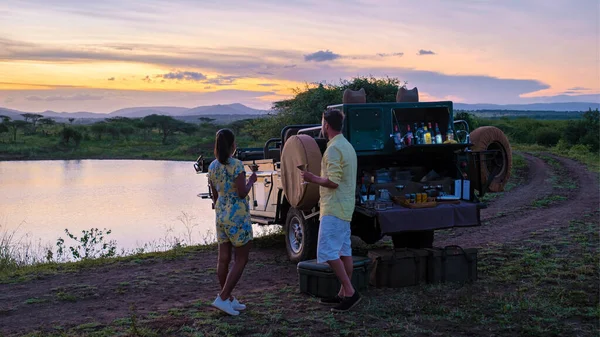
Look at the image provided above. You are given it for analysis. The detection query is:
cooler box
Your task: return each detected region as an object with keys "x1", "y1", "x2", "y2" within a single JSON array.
[
  {"x1": 297, "y1": 256, "x2": 372, "y2": 298},
  {"x1": 368, "y1": 248, "x2": 428, "y2": 288},
  {"x1": 425, "y1": 245, "x2": 478, "y2": 283}
]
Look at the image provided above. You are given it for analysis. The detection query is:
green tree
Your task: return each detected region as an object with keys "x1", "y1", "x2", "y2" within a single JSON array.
[
  {"x1": 90, "y1": 122, "x2": 108, "y2": 140},
  {"x1": 0, "y1": 122, "x2": 8, "y2": 141},
  {"x1": 143, "y1": 114, "x2": 197, "y2": 144},
  {"x1": 38, "y1": 118, "x2": 56, "y2": 136},
  {"x1": 536, "y1": 127, "x2": 561, "y2": 147},
  {"x1": 21, "y1": 113, "x2": 44, "y2": 134},
  {"x1": 68, "y1": 118, "x2": 75, "y2": 124},
  {"x1": 198, "y1": 117, "x2": 216, "y2": 128},
  {"x1": 563, "y1": 108, "x2": 599, "y2": 152},
  {"x1": 133, "y1": 118, "x2": 152, "y2": 141},
  {"x1": 7, "y1": 120, "x2": 29, "y2": 142},
  {"x1": 251, "y1": 76, "x2": 407, "y2": 141},
  {"x1": 120, "y1": 125, "x2": 136, "y2": 141},
  {"x1": 60, "y1": 127, "x2": 83, "y2": 146}
]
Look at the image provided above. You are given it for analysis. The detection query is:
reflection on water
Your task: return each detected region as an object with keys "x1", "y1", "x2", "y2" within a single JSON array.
[{"x1": 0, "y1": 159, "x2": 277, "y2": 256}]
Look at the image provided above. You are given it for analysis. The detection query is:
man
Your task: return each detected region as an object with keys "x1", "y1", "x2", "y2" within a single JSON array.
[{"x1": 301, "y1": 108, "x2": 360, "y2": 312}]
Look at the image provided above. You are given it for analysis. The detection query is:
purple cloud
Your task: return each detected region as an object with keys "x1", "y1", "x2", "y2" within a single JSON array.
[
  {"x1": 417, "y1": 49, "x2": 436, "y2": 56},
  {"x1": 377, "y1": 52, "x2": 404, "y2": 57},
  {"x1": 161, "y1": 71, "x2": 207, "y2": 81},
  {"x1": 304, "y1": 50, "x2": 340, "y2": 62}
]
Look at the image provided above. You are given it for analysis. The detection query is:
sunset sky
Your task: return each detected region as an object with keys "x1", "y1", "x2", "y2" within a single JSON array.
[{"x1": 1, "y1": 0, "x2": 599, "y2": 113}]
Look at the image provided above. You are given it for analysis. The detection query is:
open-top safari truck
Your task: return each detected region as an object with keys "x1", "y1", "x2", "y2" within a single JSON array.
[{"x1": 195, "y1": 88, "x2": 512, "y2": 263}]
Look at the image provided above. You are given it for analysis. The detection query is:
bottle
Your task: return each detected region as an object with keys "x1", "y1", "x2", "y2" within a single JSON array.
[
  {"x1": 428, "y1": 122, "x2": 436, "y2": 144},
  {"x1": 392, "y1": 125, "x2": 403, "y2": 150},
  {"x1": 435, "y1": 123, "x2": 442, "y2": 144},
  {"x1": 405, "y1": 124, "x2": 413, "y2": 146},
  {"x1": 445, "y1": 122, "x2": 455, "y2": 143},
  {"x1": 423, "y1": 124, "x2": 432, "y2": 144},
  {"x1": 414, "y1": 123, "x2": 422, "y2": 145},
  {"x1": 418, "y1": 123, "x2": 426, "y2": 144},
  {"x1": 360, "y1": 176, "x2": 367, "y2": 202}
]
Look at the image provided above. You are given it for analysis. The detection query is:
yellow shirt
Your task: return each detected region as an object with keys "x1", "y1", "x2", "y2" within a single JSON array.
[{"x1": 319, "y1": 134, "x2": 358, "y2": 222}]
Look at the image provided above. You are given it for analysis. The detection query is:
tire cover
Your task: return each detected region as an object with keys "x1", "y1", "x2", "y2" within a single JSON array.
[
  {"x1": 470, "y1": 126, "x2": 513, "y2": 192},
  {"x1": 342, "y1": 88, "x2": 366, "y2": 103},
  {"x1": 281, "y1": 135, "x2": 322, "y2": 210}
]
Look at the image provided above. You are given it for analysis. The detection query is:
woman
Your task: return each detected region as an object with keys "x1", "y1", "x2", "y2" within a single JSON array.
[{"x1": 207, "y1": 128, "x2": 257, "y2": 316}]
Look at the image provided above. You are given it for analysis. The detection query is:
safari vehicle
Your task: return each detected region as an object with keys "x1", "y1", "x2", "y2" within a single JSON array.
[{"x1": 195, "y1": 88, "x2": 512, "y2": 263}]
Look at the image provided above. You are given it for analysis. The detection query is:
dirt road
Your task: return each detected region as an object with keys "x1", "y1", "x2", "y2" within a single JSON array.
[{"x1": 0, "y1": 152, "x2": 597, "y2": 336}]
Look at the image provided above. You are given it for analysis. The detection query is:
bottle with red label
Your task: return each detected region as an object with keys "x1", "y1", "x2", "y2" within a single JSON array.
[{"x1": 405, "y1": 124, "x2": 413, "y2": 146}]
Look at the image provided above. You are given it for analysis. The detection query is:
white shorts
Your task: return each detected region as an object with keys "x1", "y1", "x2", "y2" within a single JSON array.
[{"x1": 317, "y1": 215, "x2": 352, "y2": 263}]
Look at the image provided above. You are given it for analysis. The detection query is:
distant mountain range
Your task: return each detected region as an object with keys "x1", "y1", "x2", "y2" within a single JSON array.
[
  {"x1": 0, "y1": 102, "x2": 598, "y2": 124},
  {"x1": 0, "y1": 103, "x2": 269, "y2": 120}
]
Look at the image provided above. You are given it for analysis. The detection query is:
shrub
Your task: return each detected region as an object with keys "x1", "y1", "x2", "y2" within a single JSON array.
[
  {"x1": 536, "y1": 127, "x2": 561, "y2": 147},
  {"x1": 555, "y1": 138, "x2": 570, "y2": 153},
  {"x1": 568, "y1": 144, "x2": 591, "y2": 157}
]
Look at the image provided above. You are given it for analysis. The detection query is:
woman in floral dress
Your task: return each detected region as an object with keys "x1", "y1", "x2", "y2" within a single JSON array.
[{"x1": 207, "y1": 128, "x2": 257, "y2": 316}]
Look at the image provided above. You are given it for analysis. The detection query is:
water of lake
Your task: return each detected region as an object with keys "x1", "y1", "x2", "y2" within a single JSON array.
[{"x1": 0, "y1": 159, "x2": 276, "y2": 256}]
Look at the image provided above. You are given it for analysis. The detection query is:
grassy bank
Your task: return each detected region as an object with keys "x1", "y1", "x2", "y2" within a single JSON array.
[
  {"x1": 512, "y1": 143, "x2": 600, "y2": 173},
  {"x1": 4, "y1": 211, "x2": 599, "y2": 337}
]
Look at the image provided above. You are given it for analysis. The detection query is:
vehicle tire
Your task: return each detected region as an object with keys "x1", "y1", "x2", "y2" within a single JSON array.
[
  {"x1": 469, "y1": 126, "x2": 512, "y2": 192},
  {"x1": 284, "y1": 208, "x2": 319, "y2": 263}
]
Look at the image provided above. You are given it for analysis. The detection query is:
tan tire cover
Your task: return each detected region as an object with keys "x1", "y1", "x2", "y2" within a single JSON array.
[
  {"x1": 281, "y1": 135, "x2": 323, "y2": 210},
  {"x1": 470, "y1": 126, "x2": 512, "y2": 192}
]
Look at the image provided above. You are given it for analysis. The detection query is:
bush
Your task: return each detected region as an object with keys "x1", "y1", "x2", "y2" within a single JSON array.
[
  {"x1": 555, "y1": 138, "x2": 570, "y2": 153},
  {"x1": 568, "y1": 144, "x2": 591, "y2": 157},
  {"x1": 562, "y1": 108, "x2": 599, "y2": 152},
  {"x1": 60, "y1": 127, "x2": 83, "y2": 146},
  {"x1": 535, "y1": 127, "x2": 561, "y2": 147}
]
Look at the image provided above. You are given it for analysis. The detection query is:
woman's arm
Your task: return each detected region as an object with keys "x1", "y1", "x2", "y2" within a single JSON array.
[
  {"x1": 209, "y1": 181, "x2": 218, "y2": 203},
  {"x1": 235, "y1": 172, "x2": 257, "y2": 199}
]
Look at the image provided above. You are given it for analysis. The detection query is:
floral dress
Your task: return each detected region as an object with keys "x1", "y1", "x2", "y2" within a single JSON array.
[{"x1": 207, "y1": 158, "x2": 253, "y2": 247}]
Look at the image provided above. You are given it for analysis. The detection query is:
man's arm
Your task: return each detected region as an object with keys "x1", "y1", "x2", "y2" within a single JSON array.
[{"x1": 301, "y1": 148, "x2": 342, "y2": 189}]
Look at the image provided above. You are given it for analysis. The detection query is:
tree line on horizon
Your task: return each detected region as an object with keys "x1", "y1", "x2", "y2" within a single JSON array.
[{"x1": 0, "y1": 76, "x2": 598, "y2": 155}]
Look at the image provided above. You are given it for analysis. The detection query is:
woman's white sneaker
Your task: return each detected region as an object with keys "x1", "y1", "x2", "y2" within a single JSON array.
[
  {"x1": 231, "y1": 297, "x2": 246, "y2": 311},
  {"x1": 211, "y1": 296, "x2": 240, "y2": 316}
]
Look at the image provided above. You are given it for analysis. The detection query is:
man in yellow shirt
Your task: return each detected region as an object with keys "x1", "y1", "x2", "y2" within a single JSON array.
[{"x1": 301, "y1": 108, "x2": 360, "y2": 312}]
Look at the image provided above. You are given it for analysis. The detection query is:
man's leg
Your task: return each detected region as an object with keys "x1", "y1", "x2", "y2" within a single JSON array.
[
  {"x1": 330, "y1": 218, "x2": 361, "y2": 312},
  {"x1": 339, "y1": 219, "x2": 354, "y2": 296},
  {"x1": 339, "y1": 255, "x2": 353, "y2": 295},
  {"x1": 318, "y1": 216, "x2": 347, "y2": 303},
  {"x1": 326, "y1": 258, "x2": 355, "y2": 297}
]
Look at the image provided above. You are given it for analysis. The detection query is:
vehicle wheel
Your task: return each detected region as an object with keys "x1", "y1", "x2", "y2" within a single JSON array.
[
  {"x1": 470, "y1": 126, "x2": 513, "y2": 192},
  {"x1": 284, "y1": 208, "x2": 319, "y2": 263}
]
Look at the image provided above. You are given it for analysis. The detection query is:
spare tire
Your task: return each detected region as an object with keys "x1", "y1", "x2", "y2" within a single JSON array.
[
  {"x1": 281, "y1": 135, "x2": 322, "y2": 210},
  {"x1": 470, "y1": 126, "x2": 512, "y2": 192}
]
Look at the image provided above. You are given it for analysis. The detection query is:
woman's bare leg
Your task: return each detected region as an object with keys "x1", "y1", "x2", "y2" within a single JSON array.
[
  {"x1": 219, "y1": 241, "x2": 251, "y2": 300},
  {"x1": 217, "y1": 242, "x2": 232, "y2": 291}
]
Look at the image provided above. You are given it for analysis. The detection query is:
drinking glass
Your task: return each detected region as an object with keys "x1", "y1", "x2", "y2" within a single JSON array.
[{"x1": 297, "y1": 164, "x2": 309, "y2": 185}]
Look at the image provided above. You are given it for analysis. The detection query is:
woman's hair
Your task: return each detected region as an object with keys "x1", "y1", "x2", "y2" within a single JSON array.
[{"x1": 214, "y1": 128, "x2": 235, "y2": 164}]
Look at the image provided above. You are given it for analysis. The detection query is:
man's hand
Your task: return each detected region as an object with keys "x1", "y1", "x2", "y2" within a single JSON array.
[
  {"x1": 300, "y1": 171, "x2": 338, "y2": 189},
  {"x1": 300, "y1": 170, "x2": 318, "y2": 184}
]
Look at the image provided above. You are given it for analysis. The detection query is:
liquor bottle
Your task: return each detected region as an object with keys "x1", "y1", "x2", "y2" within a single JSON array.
[
  {"x1": 405, "y1": 124, "x2": 413, "y2": 146},
  {"x1": 423, "y1": 123, "x2": 432, "y2": 144},
  {"x1": 360, "y1": 176, "x2": 367, "y2": 202},
  {"x1": 392, "y1": 125, "x2": 403, "y2": 150},
  {"x1": 446, "y1": 122, "x2": 455, "y2": 143},
  {"x1": 428, "y1": 122, "x2": 436, "y2": 144},
  {"x1": 414, "y1": 123, "x2": 423, "y2": 145},
  {"x1": 435, "y1": 123, "x2": 442, "y2": 144}
]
